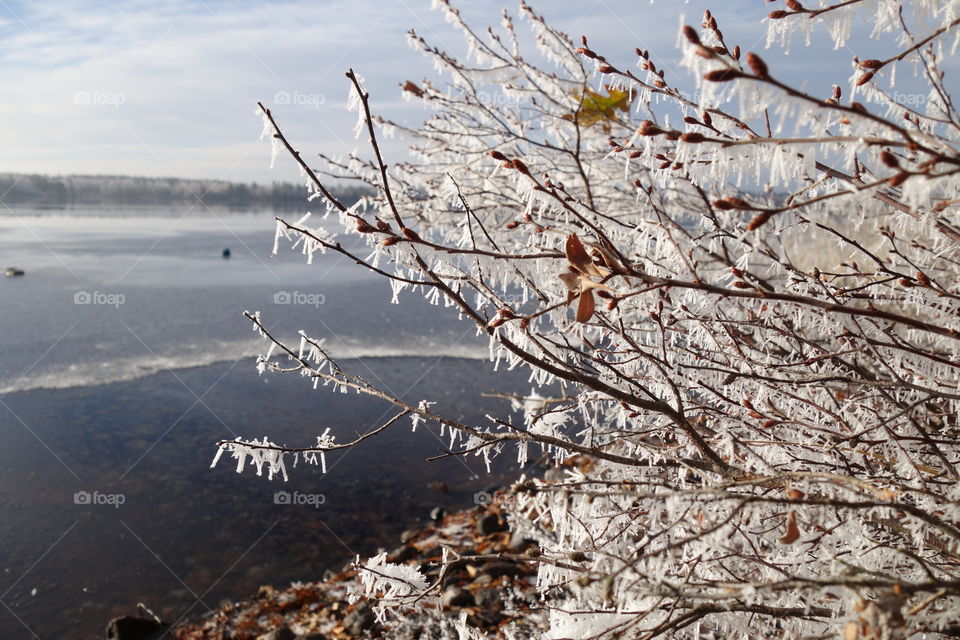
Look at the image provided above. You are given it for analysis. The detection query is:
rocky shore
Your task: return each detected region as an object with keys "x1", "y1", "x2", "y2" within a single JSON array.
[{"x1": 108, "y1": 490, "x2": 545, "y2": 640}]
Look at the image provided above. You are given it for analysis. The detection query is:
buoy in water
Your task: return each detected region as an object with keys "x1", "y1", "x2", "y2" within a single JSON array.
[{"x1": 222, "y1": 248, "x2": 231, "y2": 258}]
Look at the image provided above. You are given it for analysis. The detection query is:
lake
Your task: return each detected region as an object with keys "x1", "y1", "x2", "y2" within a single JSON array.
[{"x1": 0, "y1": 207, "x2": 538, "y2": 639}]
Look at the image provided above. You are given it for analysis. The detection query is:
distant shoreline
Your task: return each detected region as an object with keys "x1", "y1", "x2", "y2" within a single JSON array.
[{"x1": 0, "y1": 173, "x2": 370, "y2": 209}]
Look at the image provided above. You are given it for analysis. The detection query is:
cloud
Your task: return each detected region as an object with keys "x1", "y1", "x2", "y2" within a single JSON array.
[{"x1": 0, "y1": 0, "x2": 948, "y2": 185}]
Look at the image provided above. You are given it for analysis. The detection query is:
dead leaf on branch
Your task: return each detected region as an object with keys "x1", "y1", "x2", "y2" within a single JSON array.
[
  {"x1": 576, "y1": 287, "x2": 596, "y2": 323},
  {"x1": 559, "y1": 233, "x2": 615, "y2": 323},
  {"x1": 564, "y1": 233, "x2": 609, "y2": 278},
  {"x1": 401, "y1": 81, "x2": 424, "y2": 98},
  {"x1": 779, "y1": 509, "x2": 801, "y2": 544},
  {"x1": 562, "y1": 85, "x2": 633, "y2": 131},
  {"x1": 584, "y1": 240, "x2": 628, "y2": 274}
]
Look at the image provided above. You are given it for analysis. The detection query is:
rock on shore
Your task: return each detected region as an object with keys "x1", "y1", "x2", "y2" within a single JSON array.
[{"x1": 169, "y1": 493, "x2": 545, "y2": 640}]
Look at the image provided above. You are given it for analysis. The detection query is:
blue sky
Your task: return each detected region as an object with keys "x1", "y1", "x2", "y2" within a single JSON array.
[{"x1": 0, "y1": 0, "x2": 887, "y2": 185}]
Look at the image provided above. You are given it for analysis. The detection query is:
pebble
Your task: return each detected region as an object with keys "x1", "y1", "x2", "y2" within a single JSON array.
[
  {"x1": 476, "y1": 513, "x2": 508, "y2": 535},
  {"x1": 474, "y1": 587, "x2": 501, "y2": 609},
  {"x1": 507, "y1": 531, "x2": 539, "y2": 553},
  {"x1": 258, "y1": 626, "x2": 296, "y2": 640},
  {"x1": 168, "y1": 488, "x2": 544, "y2": 638},
  {"x1": 419, "y1": 544, "x2": 441, "y2": 559},
  {"x1": 388, "y1": 544, "x2": 419, "y2": 564},
  {"x1": 105, "y1": 615, "x2": 169, "y2": 640},
  {"x1": 441, "y1": 586, "x2": 475, "y2": 608},
  {"x1": 479, "y1": 560, "x2": 525, "y2": 579},
  {"x1": 342, "y1": 601, "x2": 376, "y2": 636},
  {"x1": 543, "y1": 467, "x2": 567, "y2": 483}
]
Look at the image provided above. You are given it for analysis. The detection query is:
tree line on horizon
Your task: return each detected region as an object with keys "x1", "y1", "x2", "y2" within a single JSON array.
[{"x1": 0, "y1": 173, "x2": 370, "y2": 209}]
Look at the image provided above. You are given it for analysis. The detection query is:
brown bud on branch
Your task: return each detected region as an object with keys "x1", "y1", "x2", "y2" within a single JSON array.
[
  {"x1": 638, "y1": 120, "x2": 665, "y2": 136},
  {"x1": 680, "y1": 132, "x2": 707, "y2": 143},
  {"x1": 694, "y1": 46, "x2": 715, "y2": 59},
  {"x1": 747, "y1": 211, "x2": 774, "y2": 231},
  {"x1": 888, "y1": 171, "x2": 909, "y2": 188},
  {"x1": 704, "y1": 69, "x2": 746, "y2": 82},
  {"x1": 746, "y1": 52, "x2": 769, "y2": 77},
  {"x1": 714, "y1": 197, "x2": 752, "y2": 210},
  {"x1": 512, "y1": 159, "x2": 531, "y2": 176}
]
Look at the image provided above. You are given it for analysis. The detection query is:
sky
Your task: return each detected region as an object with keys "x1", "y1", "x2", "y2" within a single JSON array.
[{"x1": 0, "y1": 0, "x2": 894, "y2": 185}]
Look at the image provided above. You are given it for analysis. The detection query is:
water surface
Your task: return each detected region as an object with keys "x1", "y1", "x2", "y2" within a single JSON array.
[{"x1": 0, "y1": 208, "x2": 538, "y2": 638}]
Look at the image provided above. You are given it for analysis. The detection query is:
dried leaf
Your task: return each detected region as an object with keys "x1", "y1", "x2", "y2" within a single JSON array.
[
  {"x1": 584, "y1": 241, "x2": 617, "y2": 274},
  {"x1": 565, "y1": 234, "x2": 593, "y2": 273},
  {"x1": 576, "y1": 289, "x2": 596, "y2": 323},
  {"x1": 558, "y1": 271, "x2": 581, "y2": 292},
  {"x1": 564, "y1": 86, "x2": 633, "y2": 130},
  {"x1": 560, "y1": 270, "x2": 613, "y2": 293},
  {"x1": 566, "y1": 234, "x2": 609, "y2": 278},
  {"x1": 580, "y1": 278, "x2": 613, "y2": 293},
  {"x1": 402, "y1": 81, "x2": 424, "y2": 98},
  {"x1": 779, "y1": 510, "x2": 801, "y2": 544}
]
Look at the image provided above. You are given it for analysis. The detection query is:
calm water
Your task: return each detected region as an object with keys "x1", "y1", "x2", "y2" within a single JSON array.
[{"x1": 0, "y1": 208, "x2": 537, "y2": 639}]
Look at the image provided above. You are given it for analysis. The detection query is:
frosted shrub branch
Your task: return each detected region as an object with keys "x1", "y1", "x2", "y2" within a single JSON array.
[{"x1": 214, "y1": 1, "x2": 960, "y2": 637}]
